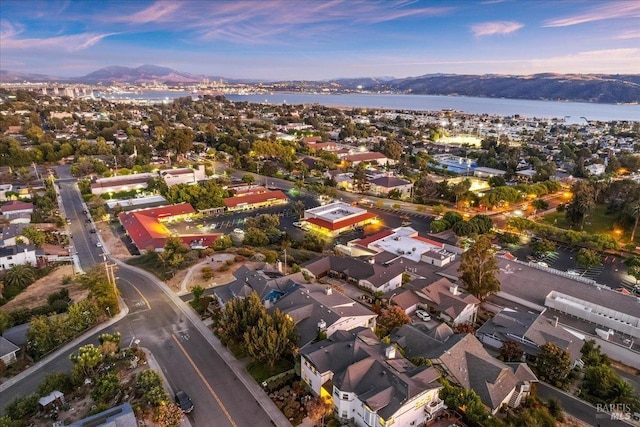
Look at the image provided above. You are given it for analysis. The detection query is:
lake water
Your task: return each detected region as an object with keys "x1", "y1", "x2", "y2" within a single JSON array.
[{"x1": 96, "y1": 91, "x2": 639, "y2": 123}]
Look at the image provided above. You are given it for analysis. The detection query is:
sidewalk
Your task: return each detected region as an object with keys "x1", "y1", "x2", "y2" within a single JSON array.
[
  {"x1": 143, "y1": 348, "x2": 192, "y2": 427},
  {"x1": 114, "y1": 260, "x2": 293, "y2": 427}
]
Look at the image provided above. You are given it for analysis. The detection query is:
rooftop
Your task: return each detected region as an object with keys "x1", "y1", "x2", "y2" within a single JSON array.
[{"x1": 305, "y1": 201, "x2": 368, "y2": 224}]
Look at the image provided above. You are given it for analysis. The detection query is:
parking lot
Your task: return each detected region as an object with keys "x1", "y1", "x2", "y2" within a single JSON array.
[{"x1": 514, "y1": 245, "x2": 634, "y2": 292}]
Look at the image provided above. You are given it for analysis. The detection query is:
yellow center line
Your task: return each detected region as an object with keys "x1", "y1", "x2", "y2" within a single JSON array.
[
  {"x1": 125, "y1": 280, "x2": 151, "y2": 310},
  {"x1": 171, "y1": 334, "x2": 238, "y2": 427}
]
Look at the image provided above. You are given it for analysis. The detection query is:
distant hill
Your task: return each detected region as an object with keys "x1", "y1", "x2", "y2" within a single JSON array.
[
  {"x1": 1, "y1": 65, "x2": 639, "y2": 104},
  {"x1": 354, "y1": 73, "x2": 640, "y2": 104},
  {"x1": 80, "y1": 64, "x2": 205, "y2": 84}
]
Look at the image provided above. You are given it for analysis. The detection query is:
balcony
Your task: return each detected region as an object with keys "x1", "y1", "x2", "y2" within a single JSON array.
[{"x1": 424, "y1": 399, "x2": 444, "y2": 415}]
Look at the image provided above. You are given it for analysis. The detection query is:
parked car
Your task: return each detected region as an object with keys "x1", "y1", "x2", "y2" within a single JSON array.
[
  {"x1": 416, "y1": 310, "x2": 431, "y2": 322},
  {"x1": 90, "y1": 229, "x2": 97, "y2": 233},
  {"x1": 292, "y1": 222, "x2": 303, "y2": 228},
  {"x1": 96, "y1": 242, "x2": 102, "y2": 247},
  {"x1": 175, "y1": 390, "x2": 194, "y2": 413},
  {"x1": 85, "y1": 218, "x2": 91, "y2": 223}
]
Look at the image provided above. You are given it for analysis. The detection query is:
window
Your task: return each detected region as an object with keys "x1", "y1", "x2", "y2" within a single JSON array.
[
  {"x1": 342, "y1": 393, "x2": 349, "y2": 400},
  {"x1": 363, "y1": 407, "x2": 375, "y2": 426}
]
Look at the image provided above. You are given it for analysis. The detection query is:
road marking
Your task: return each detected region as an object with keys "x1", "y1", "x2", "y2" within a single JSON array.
[
  {"x1": 171, "y1": 334, "x2": 238, "y2": 427},
  {"x1": 123, "y1": 280, "x2": 151, "y2": 310}
]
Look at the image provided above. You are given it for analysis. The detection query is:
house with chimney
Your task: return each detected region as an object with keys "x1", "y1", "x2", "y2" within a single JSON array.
[
  {"x1": 212, "y1": 264, "x2": 300, "y2": 308},
  {"x1": 476, "y1": 308, "x2": 583, "y2": 366},
  {"x1": 301, "y1": 255, "x2": 405, "y2": 294},
  {"x1": 272, "y1": 283, "x2": 377, "y2": 348},
  {"x1": 409, "y1": 277, "x2": 480, "y2": 326},
  {"x1": 300, "y1": 327, "x2": 444, "y2": 426},
  {"x1": 391, "y1": 324, "x2": 537, "y2": 415}
]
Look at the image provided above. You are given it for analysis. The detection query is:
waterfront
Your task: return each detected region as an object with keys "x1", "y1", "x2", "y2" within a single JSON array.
[{"x1": 95, "y1": 91, "x2": 639, "y2": 123}]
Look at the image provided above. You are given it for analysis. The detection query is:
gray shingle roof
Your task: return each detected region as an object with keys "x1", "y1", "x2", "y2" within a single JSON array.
[
  {"x1": 476, "y1": 309, "x2": 583, "y2": 362},
  {"x1": 301, "y1": 328, "x2": 441, "y2": 419},
  {"x1": 391, "y1": 325, "x2": 536, "y2": 411},
  {"x1": 272, "y1": 283, "x2": 377, "y2": 347}
]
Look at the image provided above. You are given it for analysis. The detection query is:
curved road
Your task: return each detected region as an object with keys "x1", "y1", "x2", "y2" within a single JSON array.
[{"x1": 0, "y1": 181, "x2": 280, "y2": 427}]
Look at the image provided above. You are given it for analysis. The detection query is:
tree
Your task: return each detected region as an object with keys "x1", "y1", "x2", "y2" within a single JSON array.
[
  {"x1": 243, "y1": 227, "x2": 269, "y2": 247},
  {"x1": 3, "y1": 264, "x2": 36, "y2": 290},
  {"x1": 305, "y1": 396, "x2": 334, "y2": 427},
  {"x1": 576, "y1": 248, "x2": 601, "y2": 270},
  {"x1": 583, "y1": 364, "x2": 636, "y2": 408},
  {"x1": 137, "y1": 370, "x2": 168, "y2": 406},
  {"x1": 70, "y1": 344, "x2": 104, "y2": 382},
  {"x1": 565, "y1": 180, "x2": 595, "y2": 229},
  {"x1": 532, "y1": 198, "x2": 549, "y2": 211},
  {"x1": 458, "y1": 235, "x2": 500, "y2": 300},
  {"x1": 217, "y1": 292, "x2": 266, "y2": 346},
  {"x1": 22, "y1": 226, "x2": 46, "y2": 247},
  {"x1": 535, "y1": 343, "x2": 572, "y2": 387},
  {"x1": 0, "y1": 311, "x2": 11, "y2": 334},
  {"x1": 628, "y1": 200, "x2": 640, "y2": 242},
  {"x1": 91, "y1": 372, "x2": 120, "y2": 403},
  {"x1": 531, "y1": 238, "x2": 556, "y2": 256},
  {"x1": 241, "y1": 173, "x2": 255, "y2": 184},
  {"x1": 291, "y1": 200, "x2": 306, "y2": 219},
  {"x1": 352, "y1": 163, "x2": 368, "y2": 193},
  {"x1": 244, "y1": 308, "x2": 298, "y2": 368},
  {"x1": 154, "y1": 402, "x2": 184, "y2": 427},
  {"x1": 500, "y1": 340, "x2": 524, "y2": 362},
  {"x1": 453, "y1": 322, "x2": 475, "y2": 334},
  {"x1": 376, "y1": 306, "x2": 411, "y2": 337}
]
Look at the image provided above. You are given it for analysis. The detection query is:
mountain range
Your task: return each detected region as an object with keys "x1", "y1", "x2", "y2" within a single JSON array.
[{"x1": 1, "y1": 65, "x2": 639, "y2": 104}]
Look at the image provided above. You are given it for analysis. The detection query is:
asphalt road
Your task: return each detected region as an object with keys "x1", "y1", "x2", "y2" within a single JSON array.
[
  {"x1": 537, "y1": 382, "x2": 634, "y2": 427},
  {"x1": 0, "y1": 181, "x2": 276, "y2": 427}
]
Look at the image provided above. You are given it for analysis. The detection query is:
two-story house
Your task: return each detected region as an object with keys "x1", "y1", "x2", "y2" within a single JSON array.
[
  {"x1": 392, "y1": 324, "x2": 537, "y2": 415},
  {"x1": 300, "y1": 327, "x2": 444, "y2": 427}
]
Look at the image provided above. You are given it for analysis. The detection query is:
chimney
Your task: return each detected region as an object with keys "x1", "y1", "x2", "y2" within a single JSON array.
[
  {"x1": 368, "y1": 258, "x2": 375, "y2": 264},
  {"x1": 554, "y1": 316, "x2": 559, "y2": 327},
  {"x1": 325, "y1": 287, "x2": 332, "y2": 295},
  {"x1": 318, "y1": 319, "x2": 327, "y2": 331},
  {"x1": 385, "y1": 346, "x2": 396, "y2": 359},
  {"x1": 449, "y1": 283, "x2": 460, "y2": 296},
  {"x1": 276, "y1": 260, "x2": 283, "y2": 273}
]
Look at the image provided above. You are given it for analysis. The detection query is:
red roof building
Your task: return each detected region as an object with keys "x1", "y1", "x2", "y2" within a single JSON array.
[
  {"x1": 119, "y1": 203, "x2": 219, "y2": 252},
  {"x1": 223, "y1": 190, "x2": 288, "y2": 211},
  {"x1": 303, "y1": 201, "x2": 377, "y2": 236}
]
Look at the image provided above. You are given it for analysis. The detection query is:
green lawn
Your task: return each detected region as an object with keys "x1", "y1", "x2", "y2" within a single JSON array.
[
  {"x1": 541, "y1": 204, "x2": 624, "y2": 237},
  {"x1": 247, "y1": 359, "x2": 294, "y2": 382}
]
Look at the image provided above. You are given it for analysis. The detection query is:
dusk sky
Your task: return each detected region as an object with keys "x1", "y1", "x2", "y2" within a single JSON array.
[{"x1": 1, "y1": 0, "x2": 639, "y2": 80}]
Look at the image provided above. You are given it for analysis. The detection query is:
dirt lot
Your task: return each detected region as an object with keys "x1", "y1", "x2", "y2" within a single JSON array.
[
  {"x1": 98, "y1": 222, "x2": 133, "y2": 261},
  {"x1": 0, "y1": 265, "x2": 88, "y2": 313}
]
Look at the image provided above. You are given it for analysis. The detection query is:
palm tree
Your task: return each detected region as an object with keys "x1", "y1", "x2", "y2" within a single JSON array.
[
  {"x1": 629, "y1": 201, "x2": 640, "y2": 242},
  {"x1": 3, "y1": 264, "x2": 36, "y2": 289}
]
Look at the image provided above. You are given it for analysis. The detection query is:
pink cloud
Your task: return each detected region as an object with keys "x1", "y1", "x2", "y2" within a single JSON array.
[
  {"x1": 1, "y1": 20, "x2": 116, "y2": 51},
  {"x1": 471, "y1": 21, "x2": 524, "y2": 37},
  {"x1": 120, "y1": 1, "x2": 182, "y2": 24},
  {"x1": 544, "y1": 2, "x2": 640, "y2": 27}
]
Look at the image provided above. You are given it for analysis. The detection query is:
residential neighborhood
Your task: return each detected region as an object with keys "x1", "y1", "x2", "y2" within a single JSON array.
[{"x1": 0, "y1": 83, "x2": 639, "y2": 427}]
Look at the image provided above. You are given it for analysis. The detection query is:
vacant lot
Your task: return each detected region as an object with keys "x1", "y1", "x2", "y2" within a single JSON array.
[{"x1": 0, "y1": 265, "x2": 88, "y2": 313}]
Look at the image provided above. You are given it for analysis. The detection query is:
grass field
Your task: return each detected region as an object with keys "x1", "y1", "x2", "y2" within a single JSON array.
[{"x1": 540, "y1": 204, "x2": 636, "y2": 244}]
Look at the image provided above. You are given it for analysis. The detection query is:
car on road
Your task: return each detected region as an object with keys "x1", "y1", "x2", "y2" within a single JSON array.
[
  {"x1": 90, "y1": 229, "x2": 96, "y2": 233},
  {"x1": 96, "y1": 242, "x2": 102, "y2": 247},
  {"x1": 293, "y1": 222, "x2": 303, "y2": 228},
  {"x1": 416, "y1": 310, "x2": 431, "y2": 322},
  {"x1": 175, "y1": 390, "x2": 194, "y2": 413}
]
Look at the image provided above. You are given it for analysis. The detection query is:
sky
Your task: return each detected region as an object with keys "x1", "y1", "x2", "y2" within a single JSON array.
[{"x1": 1, "y1": 0, "x2": 639, "y2": 80}]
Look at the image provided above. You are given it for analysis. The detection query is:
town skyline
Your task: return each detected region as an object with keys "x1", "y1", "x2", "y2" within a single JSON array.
[{"x1": 1, "y1": 0, "x2": 639, "y2": 80}]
